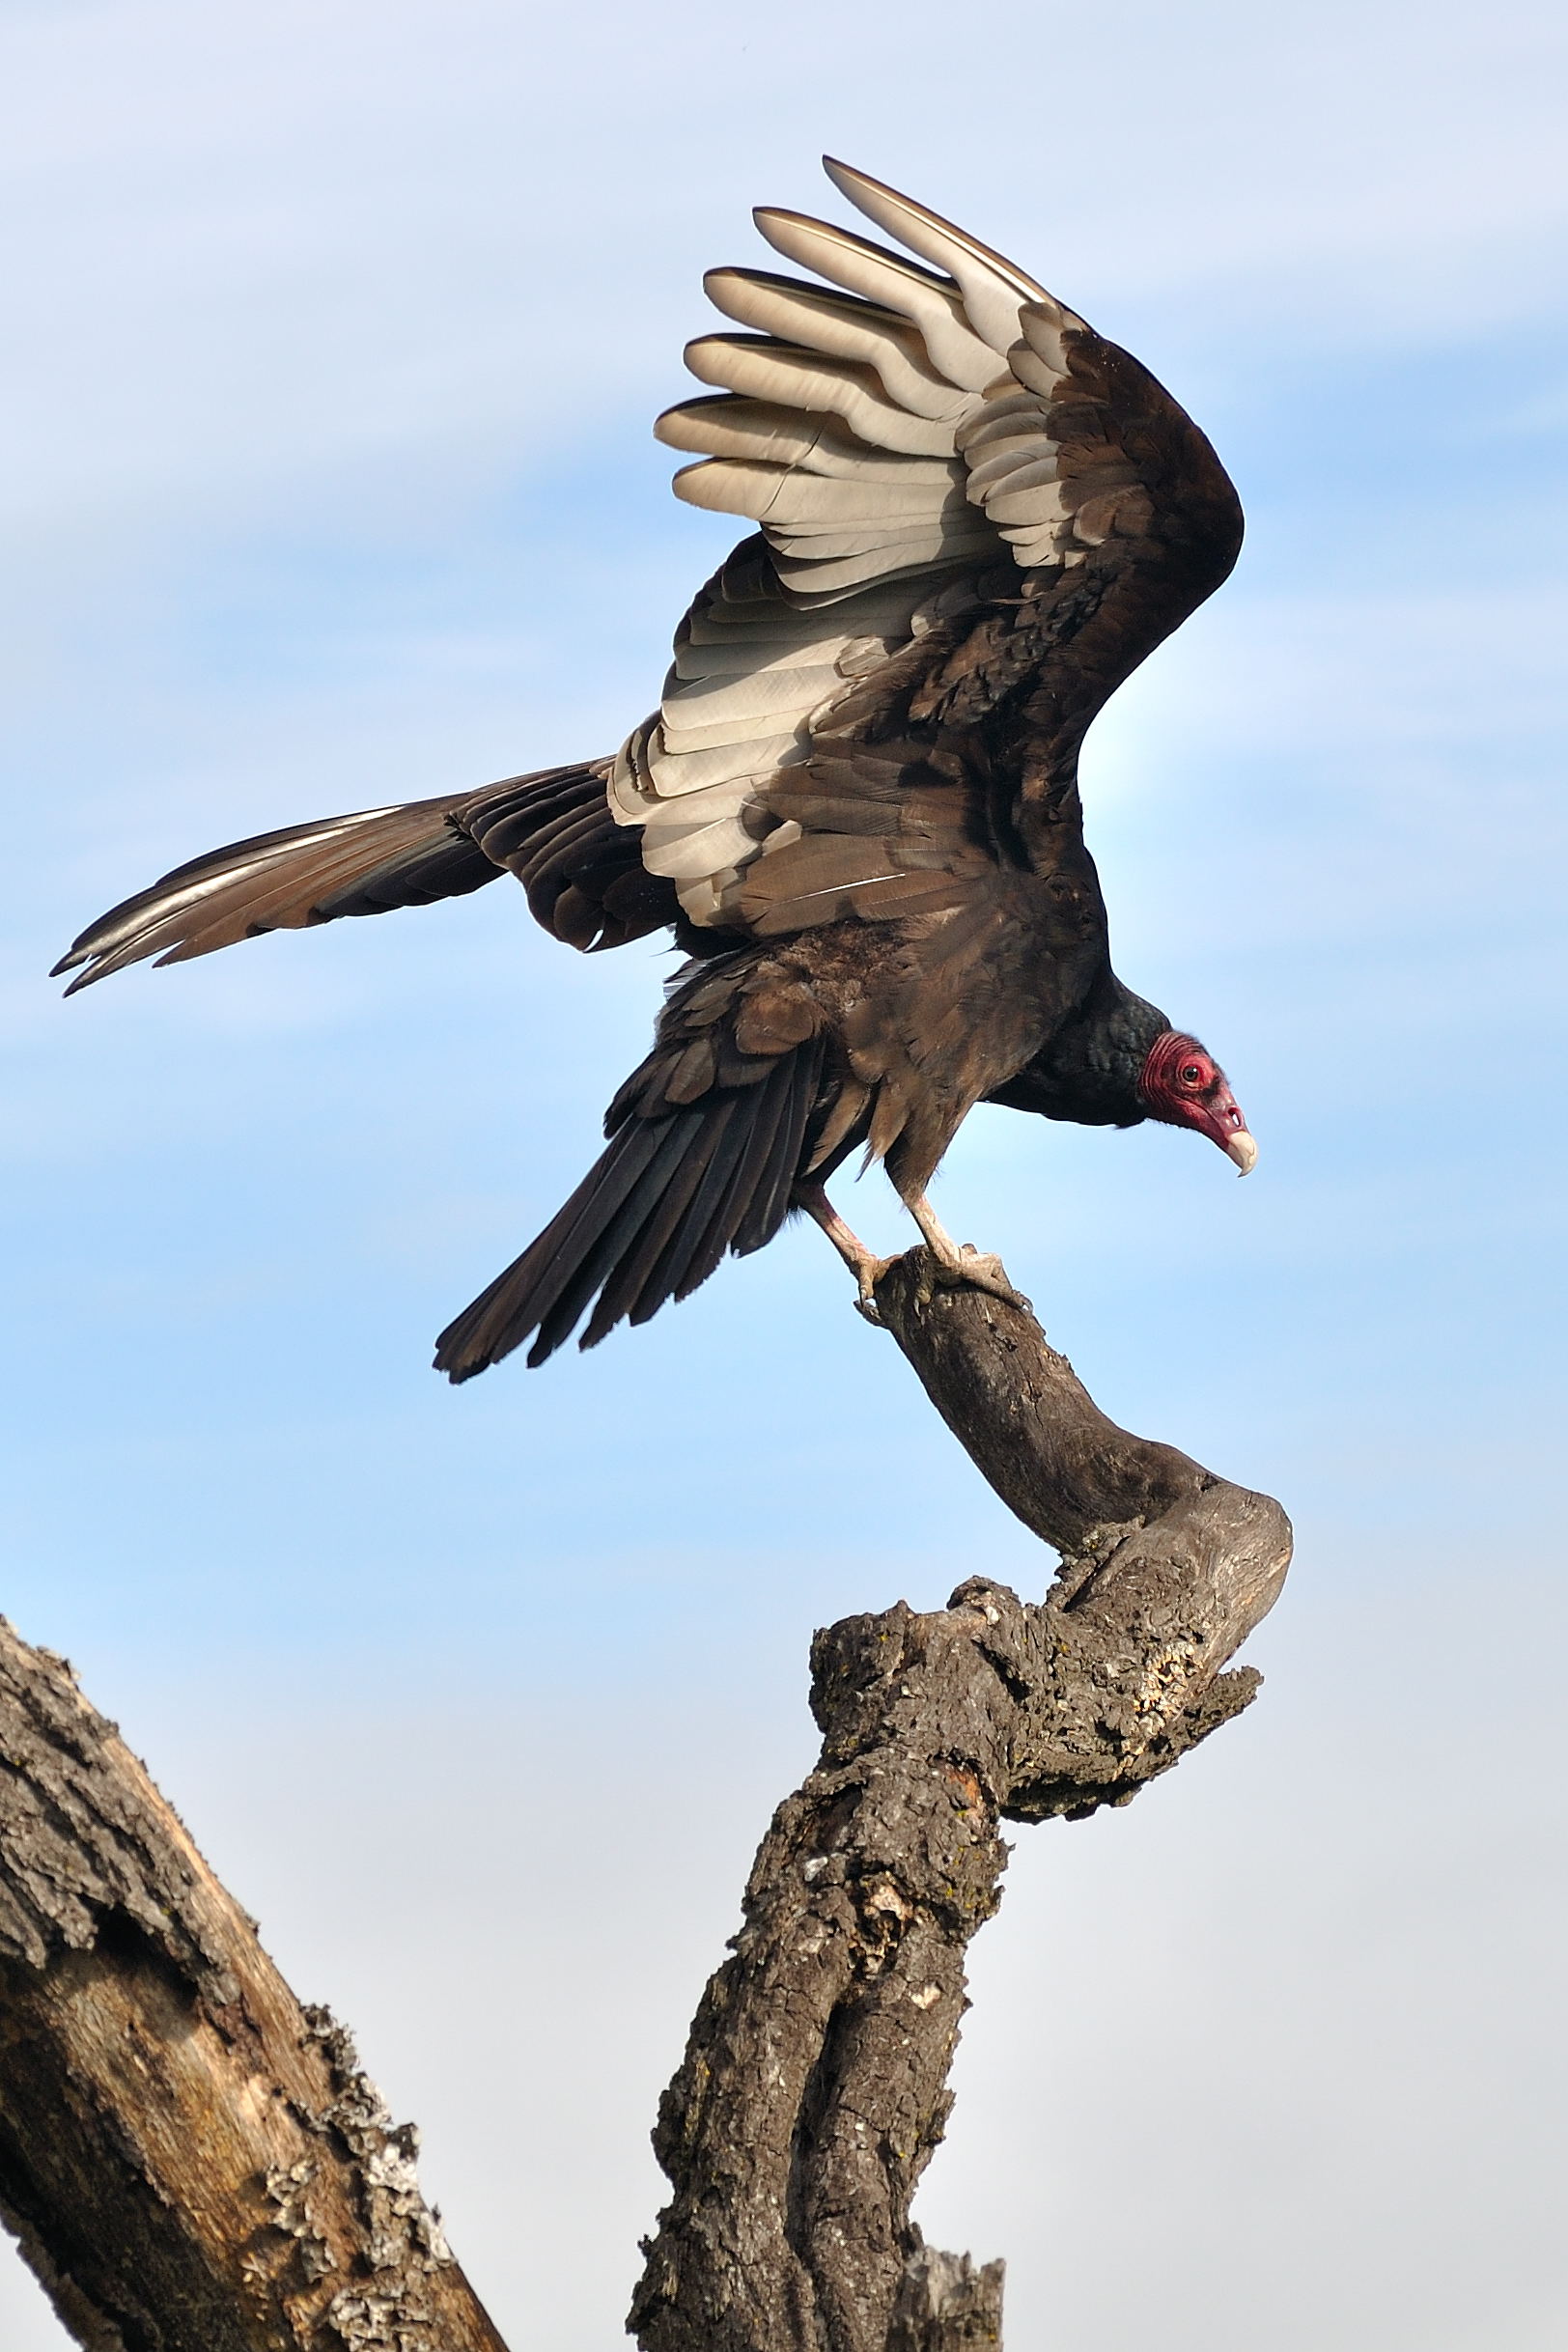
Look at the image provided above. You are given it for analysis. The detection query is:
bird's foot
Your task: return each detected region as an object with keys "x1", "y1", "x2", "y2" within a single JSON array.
[
  {"x1": 914, "y1": 1242, "x2": 1031, "y2": 1314},
  {"x1": 795, "y1": 1180, "x2": 893, "y2": 1330},
  {"x1": 797, "y1": 1181, "x2": 1031, "y2": 1325},
  {"x1": 908, "y1": 1196, "x2": 1032, "y2": 1314},
  {"x1": 853, "y1": 1259, "x2": 896, "y2": 1327}
]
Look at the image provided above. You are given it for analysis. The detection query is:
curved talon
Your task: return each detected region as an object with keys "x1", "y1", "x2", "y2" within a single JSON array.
[
  {"x1": 923, "y1": 1245, "x2": 1030, "y2": 1313},
  {"x1": 857, "y1": 1255, "x2": 896, "y2": 1325},
  {"x1": 906, "y1": 1196, "x2": 1030, "y2": 1312}
]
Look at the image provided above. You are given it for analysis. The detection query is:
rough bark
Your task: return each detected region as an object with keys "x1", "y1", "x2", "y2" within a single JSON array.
[
  {"x1": 629, "y1": 1253, "x2": 1292, "y2": 2352},
  {"x1": 0, "y1": 1624, "x2": 506, "y2": 2352},
  {"x1": 0, "y1": 1250, "x2": 1289, "y2": 2352}
]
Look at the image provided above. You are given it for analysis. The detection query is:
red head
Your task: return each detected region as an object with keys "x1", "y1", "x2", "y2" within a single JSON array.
[{"x1": 1138, "y1": 1031, "x2": 1257, "y2": 1174}]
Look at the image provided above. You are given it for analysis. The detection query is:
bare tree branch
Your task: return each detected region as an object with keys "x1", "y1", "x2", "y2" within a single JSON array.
[
  {"x1": 0, "y1": 1625, "x2": 507, "y2": 2352},
  {"x1": 0, "y1": 1253, "x2": 1289, "y2": 2352},
  {"x1": 629, "y1": 1254, "x2": 1292, "y2": 2351}
]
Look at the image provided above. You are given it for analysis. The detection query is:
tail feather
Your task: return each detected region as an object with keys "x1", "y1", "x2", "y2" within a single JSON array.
[
  {"x1": 744, "y1": 1036, "x2": 826, "y2": 1247},
  {"x1": 434, "y1": 1040, "x2": 825, "y2": 1378},
  {"x1": 584, "y1": 1099, "x2": 744, "y2": 1341},
  {"x1": 529, "y1": 1119, "x2": 705, "y2": 1362},
  {"x1": 658, "y1": 1045, "x2": 817, "y2": 1307},
  {"x1": 609, "y1": 1072, "x2": 781, "y2": 1334},
  {"x1": 478, "y1": 1120, "x2": 681, "y2": 1364}
]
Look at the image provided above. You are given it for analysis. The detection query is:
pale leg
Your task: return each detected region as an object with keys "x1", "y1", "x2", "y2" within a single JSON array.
[
  {"x1": 795, "y1": 1182, "x2": 891, "y2": 1322},
  {"x1": 908, "y1": 1194, "x2": 1030, "y2": 1310}
]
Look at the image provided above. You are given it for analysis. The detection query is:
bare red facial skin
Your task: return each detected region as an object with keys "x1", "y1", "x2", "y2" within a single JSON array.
[{"x1": 1138, "y1": 1030, "x2": 1257, "y2": 1171}]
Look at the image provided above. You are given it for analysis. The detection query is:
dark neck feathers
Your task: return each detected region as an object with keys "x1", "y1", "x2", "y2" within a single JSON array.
[{"x1": 985, "y1": 975, "x2": 1168, "y2": 1127}]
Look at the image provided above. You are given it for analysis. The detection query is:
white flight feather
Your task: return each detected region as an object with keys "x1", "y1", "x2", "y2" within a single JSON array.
[
  {"x1": 70, "y1": 813, "x2": 400, "y2": 957},
  {"x1": 629, "y1": 162, "x2": 1099, "y2": 922}
]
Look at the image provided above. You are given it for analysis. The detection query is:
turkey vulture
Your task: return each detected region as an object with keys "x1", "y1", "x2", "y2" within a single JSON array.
[{"x1": 55, "y1": 159, "x2": 1255, "y2": 1378}]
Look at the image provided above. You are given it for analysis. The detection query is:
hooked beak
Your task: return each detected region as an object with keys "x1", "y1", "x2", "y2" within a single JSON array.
[{"x1": 1226, "y1": 1129, "x2": 1259, "y2": 1177}]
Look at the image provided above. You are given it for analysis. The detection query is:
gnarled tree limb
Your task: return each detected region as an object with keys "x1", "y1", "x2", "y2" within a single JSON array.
[
  {"x1": 0, "y1": 1626, "x2": 506, "y2": 2352},
  {"x1": 0, "y1": 1252, "x2": 1289, "y2": 2352},
  {"x1": 629, "y1": 1254, "x2": 1292, "y2": 2351}
]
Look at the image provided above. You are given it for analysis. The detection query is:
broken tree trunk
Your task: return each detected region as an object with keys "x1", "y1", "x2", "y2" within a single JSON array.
[
  {"x1": 0, "y1": 1628, "x2": 506, "y2": 2352},
  {"x1": 628, "y1": 1255, "x2": 1292, "y2": 2351},
  {"x1": 0, "y1": 1253, "x2": 1289, "y2": 2352}
]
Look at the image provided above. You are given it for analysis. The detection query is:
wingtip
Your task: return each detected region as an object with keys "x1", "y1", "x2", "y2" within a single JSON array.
[
  {"x1": 816, "y1": 154, "x2": 1050, "y2": 308},
  {"x1": 821, "y1": 154, "x2": 871, "y2": 198},
  {"x1": 820, "y1": 155, "x2": 905, "y2": 220}
]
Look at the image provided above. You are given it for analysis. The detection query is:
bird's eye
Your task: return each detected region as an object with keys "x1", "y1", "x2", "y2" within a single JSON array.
[{"x1": 1180, "y1": 1063, "x2": 1204, "y2": 1087}]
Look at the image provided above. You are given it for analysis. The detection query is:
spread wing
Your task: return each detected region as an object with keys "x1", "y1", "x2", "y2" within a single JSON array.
[
  {"x1": 612, "y1": 158, "x2": 1244, "y2": 932},
  {"x1": 50, "y1": 767, "x2": 675, "y2": 992}
]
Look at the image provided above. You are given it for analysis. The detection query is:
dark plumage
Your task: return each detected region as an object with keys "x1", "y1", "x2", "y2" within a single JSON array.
[{"x1": 55, "y1": 160, "x2": 1256, "y2": 1379}]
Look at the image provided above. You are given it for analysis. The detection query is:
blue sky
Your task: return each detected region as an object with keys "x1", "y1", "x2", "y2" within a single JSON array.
[{"x1": 3, "y1": 4, "x2": 1567, "y2": 2345}]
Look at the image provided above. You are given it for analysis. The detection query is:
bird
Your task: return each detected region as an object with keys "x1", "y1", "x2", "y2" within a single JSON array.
[{"x1": 54, "y1": 158, "x2": 1256, "y2": 1380}]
